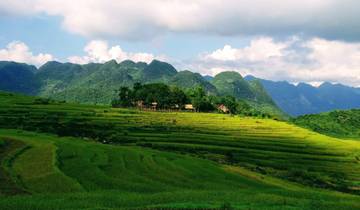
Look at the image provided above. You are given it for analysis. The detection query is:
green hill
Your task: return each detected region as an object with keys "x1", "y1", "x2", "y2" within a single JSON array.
[
  {"x1": 143, "y1": 59, "x2": 177, "y2": 82},
  {"x1": 248, "y1": 79, "x2": 276, "y2": 104},
  {"x1": 211, "y1": 72, "x2": 285, "y2": 117},
  {"x1": 1, "y1": 130, "x2": 359, "y2": 210},
  {"x1": 212, "y1": 71, "x2": 255, "y2": 100},
  {"x1": 169, "y1": 70, "x2": 218, "y2": 94},
  {"x1": 0, "y1": 61, "x2": 39, "y2": 95},
  {"x1": 0, "y1": 60, "x2": 287, "y2": 117},
  {"x1": 245, "y1": 75, "x2": 360, "y2": 116},
  {"x1": 0, "y1": 92, "x2": 359, "y2": 209},
  {"x1": 293, "y1": 109, "x2": 360, "y2": 139}
]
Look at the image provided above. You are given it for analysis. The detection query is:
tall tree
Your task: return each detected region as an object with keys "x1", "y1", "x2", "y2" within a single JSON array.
[
  {"x1": 220, "y1": 96, "x2": 237, "y2": 114},
  {"x1": 189, "y1": 86, "x2": 214, "y2": 112},
  {"x1": 118, "y1": 86, "x2": 133, "y2": 107}
]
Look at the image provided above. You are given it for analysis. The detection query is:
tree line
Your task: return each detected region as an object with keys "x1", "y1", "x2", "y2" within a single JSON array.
[{"x1": 112, "y1": 82, "x2": 272, "y2": 117}]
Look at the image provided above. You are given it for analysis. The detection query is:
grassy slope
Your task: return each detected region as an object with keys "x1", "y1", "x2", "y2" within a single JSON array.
[
  {"x1": 0, "y1": 138, "x2": 28, "y2": 195},
  {"x1": 0, "y1": 130, "x2": 359, "y2": 210},
  {"x1": 0, "y1": 92, "x2": 360, "y2": 209},
  {"x1": 1, "y1": 99, "x2": 359, "y2": 191},
  {"x1": 293, "y1": 109, "x2": 360, "y2": 139}
]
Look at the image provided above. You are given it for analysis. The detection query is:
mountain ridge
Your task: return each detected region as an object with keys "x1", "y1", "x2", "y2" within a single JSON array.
[
  {"x1": 3, "y1": 59, "x2": 360, "y2": 117},
  {"x1": 0, "y1": 60, "x2": 274, "y2": 102},
  {"x1": 244, "y1": 75, "x2": 360, "y2": 116}
]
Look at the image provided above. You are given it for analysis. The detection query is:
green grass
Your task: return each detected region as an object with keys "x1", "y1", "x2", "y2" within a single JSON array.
[
  {"x1": 0, "y1": 92, "x2": 360, "y2": 209},
  {"x1": 0, "y1": 130, "x2": 359, "y2": 210},
  {"x1": 1, "y1": 102, "x2": 359, "y2": 192},
  {"x1": 12, "y1": 139, "x2": 83, "y2": 193},
  {"x1": 0, "y1": 138, "x2": 28, "y2": 195},
  {"x1": 293, "y1": 109, "x2": 360, "y2": 139}
]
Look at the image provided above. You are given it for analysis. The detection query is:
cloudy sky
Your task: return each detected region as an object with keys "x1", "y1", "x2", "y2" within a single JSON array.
[{"x1": 1, "y1": 0, "x2": 360, "y2": 86}]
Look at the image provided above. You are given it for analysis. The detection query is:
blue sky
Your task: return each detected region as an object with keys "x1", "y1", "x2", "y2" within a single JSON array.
[
  {"x1": 1, "y1": 0, "x2": 360, "y2": 87},
  {"x1": 0, "y1": 16, "x2": 85, "y2": 58},
  {"x1": 0, "y1": 14, "x2": 252, "y2": 61}
]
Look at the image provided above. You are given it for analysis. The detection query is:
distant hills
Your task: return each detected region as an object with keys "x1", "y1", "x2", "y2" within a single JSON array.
[
  {"x1": 2, "y1": 59, "x2": 360, "y2": 117},
  {"x1": 0, "y1": 61, "x2": 40, "y2": 95},
  {"x1": 293, "y1": 109, "x2": 360, "y2": 139},
  {"x1": 245, "y1": 76, "x2": 360, "y2": 116},
  {"x1": 0, "y1": 60, "x2": 284, "y2": 117}
]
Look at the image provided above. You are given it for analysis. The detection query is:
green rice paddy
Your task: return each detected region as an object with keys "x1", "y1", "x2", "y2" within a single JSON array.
[{"x1": 0, "y1": 92, "x2": 359, "y2": 209}]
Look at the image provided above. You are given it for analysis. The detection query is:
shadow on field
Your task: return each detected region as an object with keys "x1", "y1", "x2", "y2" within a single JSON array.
[{"x1": 0, "y1": 138, "x2": 29, "y2": 195}]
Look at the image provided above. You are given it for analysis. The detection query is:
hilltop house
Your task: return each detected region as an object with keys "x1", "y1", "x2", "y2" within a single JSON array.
[
  {"x1": 185, "y1": 104, "x2": 195, "y2": 111},
  {"x1": 151, "y1": 102, "x2": 158, "y2": 110},
  {"x1": 218, "y1": 104, "x2": 229, "y2": 113}
]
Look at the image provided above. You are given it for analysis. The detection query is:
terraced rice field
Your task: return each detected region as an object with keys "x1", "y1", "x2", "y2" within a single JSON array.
[
  {"x1": 0, "y1": 130, "x2": 359, "y2": 210},
  {"x1": 0, "y1": 92, "x2": 360, "y2": 209}
]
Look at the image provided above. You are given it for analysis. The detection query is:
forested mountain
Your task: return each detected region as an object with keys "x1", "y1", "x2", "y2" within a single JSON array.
[
  {"x1": 169, "y1": 70, "x2": 217, "y2": 94},
  {"x1": 3, "y1": 59, "x2": 360, "y2": 117},
  {"x1": 0, "y1": 61, "x2": 39, "y2": 95},
  {"x1": 245, "y1": 75, "x2": 360, "y2": 116},
  {"x1": 212, "y1": 72, "x2": 255, "y2": 100},
  {"x1": 0, "y1": 60, "x2": 275, "y2": 104},
  {"x1": 143, "y1": 60, "x2": 177, "y2": 82}
]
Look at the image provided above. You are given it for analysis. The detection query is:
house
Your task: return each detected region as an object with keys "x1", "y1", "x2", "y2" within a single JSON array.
[
  {"x1": 218, "y1": 104, "x2": 229, "y2": 113},
  {"x1": 185, "y1": 104, "x2": 195, "y2": 111},
  {"x1": 151, "y1": 102, "x2": 158, "y2": 109},
  {"x1": 136, "y1": 100, "x2": 144, "y2": 108}
]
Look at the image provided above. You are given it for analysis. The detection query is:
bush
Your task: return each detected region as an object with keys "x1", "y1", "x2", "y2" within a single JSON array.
[
  {"x1": 220, "y1": 202, "x2": 233, "y2": 210},
  {"x1": 33, "y1": 98, "x2": 53, "y2": 105},
  {"x1": 0, "y1": 139, "x2": 6, "y2": 148}
]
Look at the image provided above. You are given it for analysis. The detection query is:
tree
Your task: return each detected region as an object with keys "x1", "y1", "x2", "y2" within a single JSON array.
[
  {"x1": 236, "y1": 99, "x2": 251, "y2": 115},
  {"x1": 135, "y1": 83, "x2": 172, "y2": 108},
  {"x1": 132, "y1": 82, "x2": 143, "y2": 102},
  {"x1": 220, "y1": 96, "x2": 237, "y2": 114},
  {"x1": 170, "y1": 86, "x2": 188, "y2": 108},
  {"x1": 133, "y1": 82, "x2": 142, "y2": 92},
  {"x1": 189, "y1": 86, "x2": 214, "y2": 112},
  {"x1": 118, "y1": 86, "x2": 133, "y2": 107}
]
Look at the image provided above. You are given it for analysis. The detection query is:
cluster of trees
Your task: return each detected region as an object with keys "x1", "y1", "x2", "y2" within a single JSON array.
[
  {"x1": 112, "y1": 82, "x2": 273, "y2": 117},
  {"x1": 112, "y1": 83, "x2": 188, "y2": 109}
]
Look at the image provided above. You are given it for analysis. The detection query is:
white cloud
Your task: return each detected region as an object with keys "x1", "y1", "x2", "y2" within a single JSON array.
[
  {"x1": 1, "y1": 0, "x2": 360, "y2": 41},
  {"x1": 183, "y1": 37, "x2": 360, "y2": 87},
  {"x1": 206, "y1": 37, "x2": 288, "y2": 62},
  {"x1": 0, "y1": 41, "x2": 53, "y2": 66},
  {"x1": 68, "y1": 40, "x2": 156, "y2": 64}
]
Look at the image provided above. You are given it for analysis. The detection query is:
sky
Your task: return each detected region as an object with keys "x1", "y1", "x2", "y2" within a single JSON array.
[{"x1": 1, "y1": 0, "x2": 360, "y2": 87}]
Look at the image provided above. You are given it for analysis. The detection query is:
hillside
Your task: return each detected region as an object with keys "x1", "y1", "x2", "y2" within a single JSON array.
[
  {"x1": 0, "y1": 60, "x2": 283, "y2": 117},
  {"x1": 3, "y1": 59, "x2": 360, "y2": 117},
  {"x1": 1, "y1": 93, "x2": 360, "y2": 190},
  {"x1": 37, "y1": 60, "x2": 139, "y2": 104},
  {"x1": 293, "y1": 109, "x2": 360, "y2": 139},
  {"x1": 245, "y1": 76, "x2": 360, "y2": 116},
  {"x1": 143, "y1": 59, "x2": 178, "y2": 82},
  {"x1": 1, "y1": 130, "x2": 360, "y2": 209},
  {"x1": 212, "y1": 72, "x2": 255, "y2": 100},
  {"x1": 0, "y1": 61, "x2": 39, "y2": 95},
  {"x1": 169, "y1": 70, "x2": 217, "y2": 94},
  {"x1": 0, "y1": 92, "x2": 359, "y2": 209},
  {"x1": 211, "y1": 72, "x2": 285, "y2": 118}
]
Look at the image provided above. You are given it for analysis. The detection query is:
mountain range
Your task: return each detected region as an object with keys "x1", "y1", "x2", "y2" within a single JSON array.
[
  {"x1": 1, "y1": 59, "x2": 360, "y2": 117},
  {"x1": 0, "y1": 60, "x2": 283, "y2": 116},
  {"x1": 244, "y1": 76, "x2": 360, "y2": 116}
]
